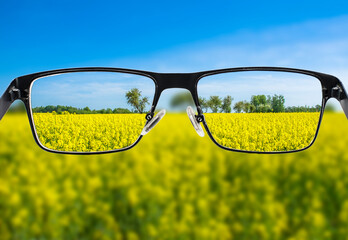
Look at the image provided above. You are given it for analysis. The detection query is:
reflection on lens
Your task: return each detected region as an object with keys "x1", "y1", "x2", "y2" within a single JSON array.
[
  {"x1": 198, "y1": 71, "x2": 322, "y2": 152},
  {"x1": 30, "y1": 72, "x2": 155, "y2": 152}
]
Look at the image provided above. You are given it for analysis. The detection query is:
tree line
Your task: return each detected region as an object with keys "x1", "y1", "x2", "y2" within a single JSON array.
[
  {"x1": 199, "y1": 94, "x2": 321, "y2": 113},
  {"x1": 32, "y1": 105, "x2": 133, "y2": 114},
  {"x1": 33, "y1": 88, "x2": 149, "y2": 114},
  {"x1": 33, "y1": 88, "x2": 321, "y2": 114}
]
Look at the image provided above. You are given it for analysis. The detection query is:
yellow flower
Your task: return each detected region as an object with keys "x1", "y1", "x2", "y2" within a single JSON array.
[{"x1": 9, "y1": 193, "x2": 21, "y2": 206}]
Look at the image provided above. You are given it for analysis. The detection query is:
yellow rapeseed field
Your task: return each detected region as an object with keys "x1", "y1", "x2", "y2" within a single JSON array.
[
  {"x1": 205, "y1": 112, "x2": 320, "y2": 152},
  {"x1": 33, "y1": 113, "x2": 147, "y2": 152},
  {"x1": 32, "y1": 112, "x2": 320, "y2": 153},
  {"x1": 0, "y1": 112, "x2": 347, "y2": 239}
]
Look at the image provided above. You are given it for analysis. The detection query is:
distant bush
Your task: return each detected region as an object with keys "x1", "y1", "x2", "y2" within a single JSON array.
[{"x1": 32, "y1": 105, "x2": 132, "y2": 114}]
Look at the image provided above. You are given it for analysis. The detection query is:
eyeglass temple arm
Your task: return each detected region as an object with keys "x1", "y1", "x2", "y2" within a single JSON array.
[
  {"x1": 340, "y1": 94, "x2": 348, "y2": 120},
  {"x1": 0, "y1": 80, "x2": 20, "y2": 121},
  {"x1": 336, "y1": 81, "x2": 348, "y2": 120}
]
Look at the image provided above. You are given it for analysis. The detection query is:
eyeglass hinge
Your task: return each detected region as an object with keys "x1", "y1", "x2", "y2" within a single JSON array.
[
  {"x1": 195, "y1": 114, "x2": 204, "y2": 123},
  {"x1": 145, "y1": 112, "x2": 154, "y2": 121},
  {"x1": 8, "y1": 87, "x2": 21, "y2": 101},
  {"x1": 331, "y1": 86, "x2": 342, "y2": 100}
]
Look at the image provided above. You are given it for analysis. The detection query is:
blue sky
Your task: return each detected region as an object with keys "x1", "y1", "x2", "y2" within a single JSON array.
[{"x1": 1, "y1": 1, "x2": 348, "y2": 110}]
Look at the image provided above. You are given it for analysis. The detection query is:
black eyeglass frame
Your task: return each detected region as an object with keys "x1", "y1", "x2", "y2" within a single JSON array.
[{"x1": 0, "y1": 67, "x2": 347, "y2": 154}]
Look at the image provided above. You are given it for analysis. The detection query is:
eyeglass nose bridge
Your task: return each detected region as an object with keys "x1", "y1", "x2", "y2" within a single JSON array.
[
  {"x1": 154, "y1": 73, "x2": 198, "y2": 91},
  {"x1": 149, "y1": 73, "x2": 202, "y2": 114}
]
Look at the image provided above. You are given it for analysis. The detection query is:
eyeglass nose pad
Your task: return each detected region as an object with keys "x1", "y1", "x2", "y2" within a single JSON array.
[
  {"x1": 141, "y1": 109, "x2": 166, "y2": 136},
  {"x1": 186, "y1": 106, "x2": 205, "y2": 137}
]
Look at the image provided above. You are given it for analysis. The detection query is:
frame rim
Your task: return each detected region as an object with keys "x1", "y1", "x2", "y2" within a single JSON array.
[
  {"x1": 24, "y1": 69, "x2": 158, "y2": 155},
  {"x1": 10, "y1": 66, "x2": 342, "y2": 154},
  {"x1": 194, "y1": 67, "x2": 328, "y2": 154}
]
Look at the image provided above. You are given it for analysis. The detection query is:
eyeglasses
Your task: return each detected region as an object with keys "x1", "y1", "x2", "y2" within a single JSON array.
[{"x1": 1, "y1": 67, "x2": 347, "y2": 154}]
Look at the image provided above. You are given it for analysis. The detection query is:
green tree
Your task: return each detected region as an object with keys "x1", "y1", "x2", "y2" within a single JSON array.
[
  {"x1": 271, "y1": 95, "x2": 285, "y2": 112},
  {"x1": 267, "y1": 95, "x2": 272, "y2": 105},
  {"x1": 125, "y1": 88, "x2": 149, "y2": 113},
  {"x1": 251, "y1": 95, "x2": 267, "y2": 112},
  {"x1": 170, "y1": 92, "x2": 194, "y2": 110},
  {"x1": 258, "y1": 104, "x2": 272, "y2": 113},
  {"x1": 8, "y1": 101, "x2": 26, "y2": 113},
  {"x1": 233, "y1": 101, "x2": 244, "y2": 113},
  {"x1": 113, "y1": 108, "x2": 132, "y2": 113},
  {"x1": 198, "y1": 97, "x2": 209, "y2": 113},
  {"x1": 207, "y1": 96, "x2": 222, "y2": 113},
  {"x1": 242, "y1": 101, "x2": 255, "y2": 113},
  {"x1": 249, "y1": 104, "x2": 256, "y2": 113},
  {"x1": 221, "y1": 96, "x2": 233, "y2": 113}
]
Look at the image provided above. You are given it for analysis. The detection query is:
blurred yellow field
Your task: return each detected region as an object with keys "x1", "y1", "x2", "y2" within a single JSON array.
[{"x1": 0, "y1": 113, "x2": 347, "y2": 239}]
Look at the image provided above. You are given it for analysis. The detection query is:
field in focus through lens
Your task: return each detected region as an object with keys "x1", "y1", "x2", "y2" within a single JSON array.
[
  {"x1": 33, "y1": 111, "x2": 321, "y2": 153},
  {"x1": 205, "y1": 112, "x2": 320, "y2": 152},
  {"x1": 197, "y1": 71, "x2": 323, "y2": 152},
  {"x1": 30, "y1": 71, "x2": 155, "y2": 152},
  {"x1": 33, "y1": 113, "x2": 146, "y2": 152}
]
